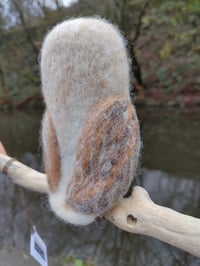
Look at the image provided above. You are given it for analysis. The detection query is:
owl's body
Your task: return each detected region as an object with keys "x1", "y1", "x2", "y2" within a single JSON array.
[{"x1": 41, "y1": 18, "x2": 141, "y2": 225}]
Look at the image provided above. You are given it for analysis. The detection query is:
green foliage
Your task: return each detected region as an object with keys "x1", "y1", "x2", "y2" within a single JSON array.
[
  {"x1": 64, "y1": 256, "x2": 94, "y2": 266},
  {"x1": 159, "y1": 42, "x2": 172, "y2": 59},
  {"x1": 74, "y1": 259, "x2": 84, "y2": 266},
  {"x1": 139, "y1": 0, "x2": 200, "y2": 97},
  {"x1": 0, "y1": 0, "x2": 199, "y2": 108}
]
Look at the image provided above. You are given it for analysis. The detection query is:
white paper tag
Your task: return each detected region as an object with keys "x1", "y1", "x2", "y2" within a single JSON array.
[{"x1": 30, "y1": 226, "x2": 48, "y2": 266}]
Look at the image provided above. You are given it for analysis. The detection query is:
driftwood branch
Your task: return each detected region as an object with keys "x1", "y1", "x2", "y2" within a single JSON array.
[
  {"x1": 0, "y1": 143, "x2": 199, "y2": 257},
  {"x1": 104, "y1": 186, "x2": 200, "y2": 257},
  {"x1": 0, "y1": 142, "x2": 48, "y2": 193}
]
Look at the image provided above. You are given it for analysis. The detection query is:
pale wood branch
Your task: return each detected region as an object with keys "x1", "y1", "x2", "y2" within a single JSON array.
[
  {"x1": 0, "y1": 153, "x2": 48, "y2": 193},
  {"x1": 104, "y1": 186, "x2": 200, "y2": 257},
  {"x1": 0, "y1": 151, "x2": 199, "y2": 257},
  {"x1": 0, "y1": 142, "x2": 7, "y2": 155}
]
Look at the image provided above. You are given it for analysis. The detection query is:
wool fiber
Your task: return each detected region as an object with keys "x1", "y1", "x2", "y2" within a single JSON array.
[{"x1": 41, "y1": 17, "x2": 141, "y2": 225}]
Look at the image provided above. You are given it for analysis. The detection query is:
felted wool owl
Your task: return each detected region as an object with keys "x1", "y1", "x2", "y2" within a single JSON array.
[{"x1": 41, "y1": 17, "x2": 141, "y2": 225}]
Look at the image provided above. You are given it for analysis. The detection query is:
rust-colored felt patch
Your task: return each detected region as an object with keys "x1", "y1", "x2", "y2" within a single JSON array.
[
  {"x1": 66, "y1": 95, "x2": 140, "y2": 214},
  {"x1": 44, "y1": 110, "x2": 61, "y2": 192}
]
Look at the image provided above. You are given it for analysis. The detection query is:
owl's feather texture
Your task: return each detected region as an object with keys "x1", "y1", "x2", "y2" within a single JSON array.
[
  {"x1": 41, "y1": 17, "x2": 141, "y2": 225},
  {"x1": 67, "y1": 95, "x2": 140, "y2": 215},
  {"x1": 42, "y1": 110, "x2": 61, "y2": 191}
]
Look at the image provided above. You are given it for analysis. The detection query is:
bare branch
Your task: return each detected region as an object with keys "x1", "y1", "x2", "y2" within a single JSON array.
[
  {"x1": 36, "y1": 0, "x2": 48, "y2": 17},
  {"x1": 0, "y1": 142, "x2": 7, "y2": 155},
  {"x1": 0, "y1": 153, "x2": 199, "y2": 257},
  {"x1": 105, "y1": 186, "x2": 200, "y2": 257},
  {"x1": 133, "y1": 0, "x2": 151, "y2": 43},
  {"x1": 54, "y1": 0, "x2": 63, "y2": 10},
  {"x1": 11, "y1": 0, "x2": 39, "y2": 55},
  {"x1": 0, "y1": 153, "x2": 48, "y2": 193}
]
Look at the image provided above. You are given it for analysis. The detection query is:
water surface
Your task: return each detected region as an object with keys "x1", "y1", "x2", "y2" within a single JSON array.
[{"x1": 0, "y1": 108, "x2": 199, "y2": 265}]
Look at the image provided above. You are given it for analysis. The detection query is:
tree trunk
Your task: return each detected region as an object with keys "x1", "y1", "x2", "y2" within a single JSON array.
[
  {"x1": 129, "y1": 42, "x2": 143, "y2": 86},
  {"x1": 12, "y1": 0, "x2": 39, "y2": 56},
  {"x1": 128, "y1": 0, "x2": 152, "y2": 88}
]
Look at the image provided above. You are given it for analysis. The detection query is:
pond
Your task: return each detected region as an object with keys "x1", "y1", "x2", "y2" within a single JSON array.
[{"x1": 0, "y1": 108, "x2": 199, "y2": 265}]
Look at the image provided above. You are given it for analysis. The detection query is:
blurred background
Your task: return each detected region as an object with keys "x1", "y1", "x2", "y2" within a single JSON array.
[
  {"x1": 0, "y1": 0, "x2": 200, "y2": 265},
  {"x1": 0, "y1": 0, "x2": 200, "y2": 108}
]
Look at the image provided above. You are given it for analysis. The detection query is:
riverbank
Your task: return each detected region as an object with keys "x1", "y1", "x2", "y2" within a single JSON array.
[
  {"x1": 1, "y1": 88, "x2": 200, "y2": 111},
  {"x1": 0, "y1": 1, "x2": 199, "y2": 111},
  {"x1": 134, "y1": 89, "x2": 200, "y2": 108}
]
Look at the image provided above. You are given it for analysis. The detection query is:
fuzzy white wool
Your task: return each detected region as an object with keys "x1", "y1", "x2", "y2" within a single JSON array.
[
  {"x1": 49, "y1": 191, "x2": 96, "y2": 225},
  {"x1": 41, "y1": 17, "x2": 140, "y2": 225}
]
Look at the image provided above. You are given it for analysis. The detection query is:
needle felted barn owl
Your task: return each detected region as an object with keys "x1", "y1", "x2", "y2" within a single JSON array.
[{"x1": 41, "y1": 17, "x2": 141, "y2": 225}]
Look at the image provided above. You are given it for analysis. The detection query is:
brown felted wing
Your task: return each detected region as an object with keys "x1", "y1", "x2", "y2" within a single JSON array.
[
  {"x1": 42, "y1": 110, "x2": 61, "y2": 192},
  {"x1": 66, "y1": 95, "x2": 140, "y2": 215}
]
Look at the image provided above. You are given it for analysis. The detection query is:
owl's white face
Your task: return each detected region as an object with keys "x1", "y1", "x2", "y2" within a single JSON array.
[{"x1": 41, "y1": 18, "x2": 140, "y2": 225}]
